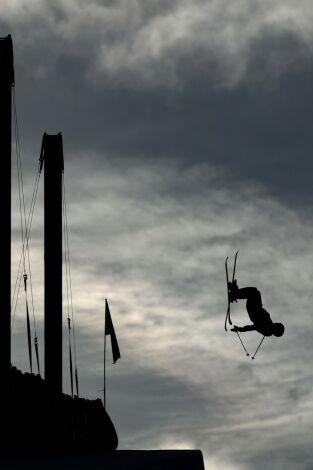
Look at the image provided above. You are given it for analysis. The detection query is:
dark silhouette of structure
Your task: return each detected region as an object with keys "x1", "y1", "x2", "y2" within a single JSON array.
[
  {"x1": 8, "y1": 366, "x2": 117, "y2": 453},
  {"x1": 43, "y1": 133, "x2": 64, "y2": 394},
  {"x1": 0, "y1": 34, "x2": 118, "y2": 453},
  {"x1": 0, "y1": 34, "x2": 205, "y2": 468},
  {"x1": 0, "y1": 450, "x2": 206, "y2": 469},
  {"x1": 0, "y1": 35, "x2": 13, "y2": 406}
]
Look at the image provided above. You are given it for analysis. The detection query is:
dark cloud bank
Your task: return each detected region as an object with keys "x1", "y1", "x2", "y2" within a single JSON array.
[{"x1": 3, "y1": 1, "x2": 313, "y2": 208}]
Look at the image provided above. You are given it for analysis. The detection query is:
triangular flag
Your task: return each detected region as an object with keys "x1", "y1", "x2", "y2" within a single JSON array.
[{"x1": 105, "y1": 299, "x2": 121, "y2": 364}]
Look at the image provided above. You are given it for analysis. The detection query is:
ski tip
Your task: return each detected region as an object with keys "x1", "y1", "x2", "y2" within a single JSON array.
[{"x1": 251, "y1": 357, "x2": 255, "y2": 360}]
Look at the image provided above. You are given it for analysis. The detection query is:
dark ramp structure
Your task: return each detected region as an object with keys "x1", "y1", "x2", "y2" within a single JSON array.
[
  {"x1": 0, "y1": 450, "x2": 205, "y2": 469},
  {"x1": 0, "y1": 35, "x2": 205, "y2": 469}
]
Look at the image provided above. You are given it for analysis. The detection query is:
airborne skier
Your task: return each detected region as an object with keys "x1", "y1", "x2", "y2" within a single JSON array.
[{"x1": 228, "y1": 281, "x2": 285, "y2": 337}]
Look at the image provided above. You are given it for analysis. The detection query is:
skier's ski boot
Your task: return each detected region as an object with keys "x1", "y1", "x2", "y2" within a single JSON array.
[{"x1": 228, "y1": 279, "x2": 239, "y2": 303}]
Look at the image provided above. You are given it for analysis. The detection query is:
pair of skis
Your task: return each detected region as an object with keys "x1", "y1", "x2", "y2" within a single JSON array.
[
  {"x1": 224, "y1": 251, "x2": 265, "y2": 360},
  {"x1": 225, "y1": 250, "x2": 239, "y2": 332}
]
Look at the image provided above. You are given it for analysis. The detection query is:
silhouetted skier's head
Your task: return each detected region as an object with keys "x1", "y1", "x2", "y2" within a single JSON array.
[{"x1": 273, "y1": 323, "x2": 284, "y2": 337}]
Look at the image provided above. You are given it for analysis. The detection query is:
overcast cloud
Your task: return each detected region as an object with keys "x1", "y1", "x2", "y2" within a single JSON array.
[
  {"x1": 3, "y1": 0, "x2": 313, "y2": 88},
  {"x1": 2, "y1": 1, "x2": 313, "y2": 469}
]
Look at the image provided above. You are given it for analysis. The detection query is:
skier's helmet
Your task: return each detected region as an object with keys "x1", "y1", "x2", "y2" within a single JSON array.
[{"x1": 273, "y1": 323, "x2": 285, "y2": 337}]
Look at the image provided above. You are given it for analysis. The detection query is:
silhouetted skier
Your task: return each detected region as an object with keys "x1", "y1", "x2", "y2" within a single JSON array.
[{"x1": 228, "y1": 281, "x2": 285, "y2": 337}]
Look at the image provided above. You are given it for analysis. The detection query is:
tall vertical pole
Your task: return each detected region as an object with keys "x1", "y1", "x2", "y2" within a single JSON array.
[
  {"x1": 104, "y1": 304, "x2": 107, "y2": 409},
  {"x1": 0, "y1": 35, "x2": 14, "y2": 401},
  {"x1": 43, "y1": 132, "x2": 64, "y2": 394}
]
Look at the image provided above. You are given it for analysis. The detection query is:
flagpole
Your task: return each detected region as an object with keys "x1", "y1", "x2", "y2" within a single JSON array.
[{"x1": 104, "y1": 298, "x2": 107, "y2": 410}]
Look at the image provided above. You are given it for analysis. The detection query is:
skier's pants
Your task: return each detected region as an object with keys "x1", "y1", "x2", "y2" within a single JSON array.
[{"x1": 234, "y1": 287, "x2": 262, "y2": 316}]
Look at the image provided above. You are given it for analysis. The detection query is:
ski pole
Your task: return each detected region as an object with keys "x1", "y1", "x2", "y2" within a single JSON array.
[
  {"x1": 251, "y1": 336, "x2": 265, "y2": 360},
  {"x1": 236, "y1": 332, "x2": 249, "y2": 357}
]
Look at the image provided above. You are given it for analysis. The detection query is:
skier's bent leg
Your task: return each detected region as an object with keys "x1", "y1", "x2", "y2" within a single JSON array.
[{"x1": 234, "y1": 287, "x2": 262, "y2": 306}]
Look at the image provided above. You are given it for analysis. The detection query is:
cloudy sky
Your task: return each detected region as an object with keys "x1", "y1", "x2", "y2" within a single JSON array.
[{"x1": 2, "y1": 0, "x2": 313, "y2": 468}]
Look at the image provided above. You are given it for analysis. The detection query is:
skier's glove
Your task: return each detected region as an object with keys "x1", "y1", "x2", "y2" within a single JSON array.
[{"x1": 231, "y1": 325, "x2": 241, "y2": 332}]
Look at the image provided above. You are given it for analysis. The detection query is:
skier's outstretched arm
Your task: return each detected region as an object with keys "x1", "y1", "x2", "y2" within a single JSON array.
[{"x1": 231, "y1": 324, "x2": 256, "y2": 332}]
